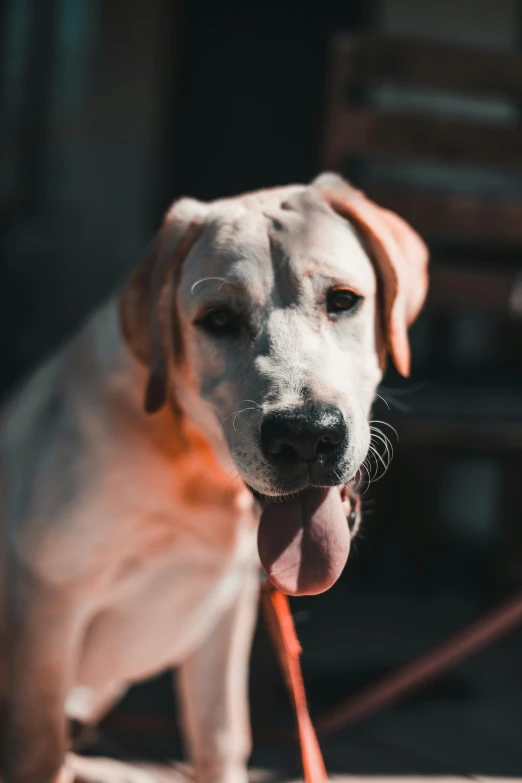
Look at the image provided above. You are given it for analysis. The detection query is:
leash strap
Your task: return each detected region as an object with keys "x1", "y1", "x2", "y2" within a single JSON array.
[{"x1": 261, "y1": 581, "x2": 328, "y2": 783}]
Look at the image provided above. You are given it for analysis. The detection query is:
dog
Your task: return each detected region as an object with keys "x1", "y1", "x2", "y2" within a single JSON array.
[{"x1": 0, "y1": 173, "x2": 428, "y2": 783}]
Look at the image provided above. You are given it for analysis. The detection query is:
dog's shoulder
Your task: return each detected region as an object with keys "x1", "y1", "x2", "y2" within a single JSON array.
[
  {"x1": 1, "y1": 340, "x2": 72, "y2": 515},
  {"x1": 0, "y1": 299, "x2": 141, "y2": 545},
  {"x1": 1, "y1": 298, "x2": 123, "y2": 457}
]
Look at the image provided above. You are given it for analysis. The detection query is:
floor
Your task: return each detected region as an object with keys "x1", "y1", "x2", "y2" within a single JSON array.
[
  {"x1": 80, "y1": 583, "x2": 522, "y2": 783},
  {"x1": 66, "y1": 761, "x2": 522, "y2": 783}
]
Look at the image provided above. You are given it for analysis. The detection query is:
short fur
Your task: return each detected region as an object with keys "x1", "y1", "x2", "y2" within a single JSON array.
[{"x1": 0, "y1": 174, "x2": 428, "y2": 783}]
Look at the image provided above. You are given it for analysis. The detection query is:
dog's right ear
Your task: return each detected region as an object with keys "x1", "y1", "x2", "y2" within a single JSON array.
[{"x1": 118, "y1": 198, "x2": 207, "y2": 415}]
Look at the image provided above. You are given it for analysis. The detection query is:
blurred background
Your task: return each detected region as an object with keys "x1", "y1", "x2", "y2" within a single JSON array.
[{"x1": 1, "y1": 0, "x2": 522, "y2": 779}]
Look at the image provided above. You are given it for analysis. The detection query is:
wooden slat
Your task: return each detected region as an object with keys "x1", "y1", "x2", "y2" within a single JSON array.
[
  {"x1": 364, "y1": 187, "x2": 522, "y2": 246},
  {"x1": 324, "y1": 107, "x2": 522, "y2": 171},
  {"x1": 395, "y1": 417, "x2": 522, "y2": 450},
  {"x1": 427, "y1": 266, "x2": 516, "y2": 314},
  {"x1": 331, "y1": 33, "x2": 522, "y2": 99}
]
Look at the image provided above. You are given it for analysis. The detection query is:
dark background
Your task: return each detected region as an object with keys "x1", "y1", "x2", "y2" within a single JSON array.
[
  {"x1": 1, "y1": 0, "x2": 522, "y2": 778},
  {"x1": 0, "y1": 0, "x2": 370, "y2": 391}
]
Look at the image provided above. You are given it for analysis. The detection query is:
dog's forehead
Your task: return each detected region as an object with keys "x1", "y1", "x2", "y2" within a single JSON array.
[
  {"x1": 183, "y1": 202, "x2": 273, "y2": 291},
  {"x1": 183, "y1": 185, "x2": 375, "y2": 290}
]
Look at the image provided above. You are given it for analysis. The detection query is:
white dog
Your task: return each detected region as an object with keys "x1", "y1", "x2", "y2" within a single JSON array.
[{"x1": 0, "y1": 173, "x2": 428, "y2": 783}]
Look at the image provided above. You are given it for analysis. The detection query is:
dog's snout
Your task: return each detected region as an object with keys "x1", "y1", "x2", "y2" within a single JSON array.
[{"x1": 260, "y1": 403, "x2": 347, "y2": 464}]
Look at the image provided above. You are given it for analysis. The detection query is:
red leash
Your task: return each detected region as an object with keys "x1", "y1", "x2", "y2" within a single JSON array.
[{"x1": 261, "y1": 581, "x2": 328, "y2": 783}]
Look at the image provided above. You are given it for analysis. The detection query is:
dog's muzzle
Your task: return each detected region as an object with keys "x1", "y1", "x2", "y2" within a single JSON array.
[{"x1": 259, "y1": 402, "x2": 348, "y2": 486}]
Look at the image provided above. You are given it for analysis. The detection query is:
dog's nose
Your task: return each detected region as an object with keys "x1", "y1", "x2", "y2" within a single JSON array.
[{"x1": 260, "y1": 403, "x2": 347, "y2": 464}]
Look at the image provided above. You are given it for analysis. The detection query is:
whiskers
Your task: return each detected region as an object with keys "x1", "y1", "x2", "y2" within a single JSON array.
[
  {"x1": 218, "y1": 399, "x2": 262, "y2": 440},
  {"x1": 224, "y1": 462, "x2": 243, "y2": 486},
  {"x1": 219, "y1": 406, "x2": 256, "y2": 439},
  {"x1": 355, "y1": 420, "x2": 398, "y2": 492},
  {"x1": 332, "y1": 467, "x2": 344, "y2": 485},
  {"x1": 376, "y1": 381, "x2": 427, "y2": 414},
  {"x1": 374, "y1": 393, "x2": 390, "y2": 410}
]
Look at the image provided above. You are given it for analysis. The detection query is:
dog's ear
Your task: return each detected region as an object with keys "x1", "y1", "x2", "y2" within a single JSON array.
[
  {"x1": 312, "y1": 172, "x2": 429, "y2": 376},
  {"x1": 119, "y1": 198, "x2": 206, "y2": 414}
]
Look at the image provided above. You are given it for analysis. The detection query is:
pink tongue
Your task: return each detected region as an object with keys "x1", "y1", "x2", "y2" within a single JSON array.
[{"x1": 257, "y1": 486, "x2": 351, "y2": 596}]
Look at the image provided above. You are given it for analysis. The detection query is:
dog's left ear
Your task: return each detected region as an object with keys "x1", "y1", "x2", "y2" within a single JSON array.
[
  {"x1": 119, "y1": 198, "x2": 207, "y2": 414},
  {"x1": 312, "y1": 173, "x2": 429, "y2": 377}
]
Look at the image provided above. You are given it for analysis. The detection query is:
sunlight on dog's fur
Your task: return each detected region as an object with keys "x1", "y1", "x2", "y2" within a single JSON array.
[{"x1": 0, "y1": 173, "x2": 428, "y2": 783}]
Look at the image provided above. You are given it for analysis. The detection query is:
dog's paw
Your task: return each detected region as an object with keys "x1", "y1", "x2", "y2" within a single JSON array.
[
  {"x1": 194, "y1": 764, "x2": 249, "y2": 783},
  {"x1": 62, "y1": 754, "x2": 160, "y2": 783}
]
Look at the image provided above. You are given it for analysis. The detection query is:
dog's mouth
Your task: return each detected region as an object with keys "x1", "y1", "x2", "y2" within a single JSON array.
[{"x1": 248, "y1": 481, "x2": 360, "y2": 597}]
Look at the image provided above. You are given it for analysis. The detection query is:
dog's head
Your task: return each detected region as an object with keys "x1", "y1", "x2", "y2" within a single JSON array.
[{"x1": 119, "y1": 173, "x2": 428, "y2": 593}]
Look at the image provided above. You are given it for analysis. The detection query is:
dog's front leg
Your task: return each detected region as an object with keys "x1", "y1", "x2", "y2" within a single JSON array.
[
  {"x1": 4, "y1": 571, "x2": 82, "y2": 783},
  {"x1": 177, "y1": 566, "x2": 259, "y2": 783}
]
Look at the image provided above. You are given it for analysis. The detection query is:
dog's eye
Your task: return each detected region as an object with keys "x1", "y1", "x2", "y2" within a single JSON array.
[
  {"x1": 327, "y1": 288, "x2": 362, "y2": 315},
  {"x1": 196, "y1": 308, "x2": 241, "y2": 335}
]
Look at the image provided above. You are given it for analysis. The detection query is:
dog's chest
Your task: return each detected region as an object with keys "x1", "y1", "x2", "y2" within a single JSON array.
[
  {"x1": 106, "y1": 471, "x2": 257, "y2": 601},
  {"x1": 69, "y1": 453, "x2": 259, "y2": 701},
  {"x1": 94, "y1": 445, "x2": 258, "y2": 608}
]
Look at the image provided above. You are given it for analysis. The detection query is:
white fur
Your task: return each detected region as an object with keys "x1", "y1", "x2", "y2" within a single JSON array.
[{"x1": 0, "y1": 180, "x2": 385, "y2": 783}]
